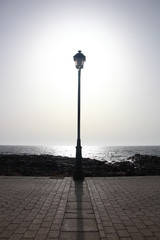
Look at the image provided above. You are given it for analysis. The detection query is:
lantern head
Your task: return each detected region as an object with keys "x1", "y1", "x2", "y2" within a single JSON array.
[{"x1": 73, "y1": 50, "x2": 86, "y2": 69}]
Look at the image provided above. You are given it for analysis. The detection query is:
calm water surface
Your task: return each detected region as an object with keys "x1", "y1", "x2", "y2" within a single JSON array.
[{"x1": 0, "y1": 145, "x2": 160, "y2": 162}]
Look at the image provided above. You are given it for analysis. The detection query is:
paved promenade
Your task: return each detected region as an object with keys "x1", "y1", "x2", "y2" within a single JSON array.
[{"x1": 0, "y1": 176, "x2": 160, "y2": 240}]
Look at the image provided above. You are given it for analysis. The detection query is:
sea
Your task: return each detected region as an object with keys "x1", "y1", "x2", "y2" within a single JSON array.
[{"x1": 0, "y1": 145, "x2": 160, "y2": 163}]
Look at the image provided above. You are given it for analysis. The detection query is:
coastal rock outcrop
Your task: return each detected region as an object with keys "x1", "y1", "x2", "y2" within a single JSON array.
[
  {"x1": 0, "y1": 154, "x2": 160, "y2": 177},
  {"x1": 128, "y1": 154, "x2": 160, "y2": 175}
]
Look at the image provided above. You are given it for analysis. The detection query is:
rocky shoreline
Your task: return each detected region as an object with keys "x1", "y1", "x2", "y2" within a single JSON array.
[{"x1": 0, "y1": 154, "x2": 160, "y2": 177}]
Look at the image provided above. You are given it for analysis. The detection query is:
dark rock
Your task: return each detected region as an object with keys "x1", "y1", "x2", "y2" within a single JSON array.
[{"x1": 0, "y1": 154, "x2": 160, "y2": 177}]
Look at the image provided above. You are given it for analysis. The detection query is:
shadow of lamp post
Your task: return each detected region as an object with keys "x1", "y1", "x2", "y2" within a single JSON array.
[{"x1": 73, "y1": 50, "x2": 86, "y2": 181}]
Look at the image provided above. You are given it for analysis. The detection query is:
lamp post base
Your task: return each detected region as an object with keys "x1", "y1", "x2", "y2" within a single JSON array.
[{"x1": 73, "y1": 140, "x2": 84, "y2": 181}]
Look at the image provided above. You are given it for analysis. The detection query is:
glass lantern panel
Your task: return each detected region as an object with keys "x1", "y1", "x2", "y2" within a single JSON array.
[{"x1": 77, "y1": 60, "x2": 83, "y2": 68}]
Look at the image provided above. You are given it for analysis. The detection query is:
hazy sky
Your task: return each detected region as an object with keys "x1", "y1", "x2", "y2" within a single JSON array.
[{"x1": 0, "y1": 0, "x2": 160, "y2": 146}]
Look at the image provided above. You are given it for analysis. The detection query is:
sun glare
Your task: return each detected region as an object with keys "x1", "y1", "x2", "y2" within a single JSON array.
[{"x1": 27, "y1": 19, "x2": 132, "y2": 104}]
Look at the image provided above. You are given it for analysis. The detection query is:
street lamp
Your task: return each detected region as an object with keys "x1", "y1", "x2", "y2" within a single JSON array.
[{"x1": 73, "y1": 50, "x2": 86, "y2": 181}]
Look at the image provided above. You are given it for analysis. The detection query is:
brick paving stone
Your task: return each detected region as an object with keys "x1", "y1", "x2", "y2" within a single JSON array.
[
  {"x1": 0, "y1": 221, "x2": 11, "y2": 227},
  {"x1": 130, "y1": 232, "x2": 145, "y2": 239},
  {"x1": 106, "y1": 233, "x2": 119, "y2": 240},
  {"x1": 48, "y1": 231, "x2": 60, "y2": 238},
  {"x1": 143, "y1": 220, "x2": 155, "y2": 226},
  {"x1": 6, "y1": 224, "x2": 19, "y2": 231},
  {"x1": 8, "y1": 234, "x2": 23, "y2": 240},
  {"x1": 146, "y1": 237, "x2": 159, "y2": 240},
  {"x1": 117, "y1": 229, "x2": 130, "y2": 237},
  {"x1": 111, "y1": 218, "x2": 123, "y2": 224},
  {"x1": 41, "y1": 221, "x2": 52, "y2": 228},
  {"x1": 99, "y1": 230, "x2": 106, "y2": 238},
  {"x1": 62, "y1": 218, "x2": 98, "y2": 231},
  {"x1": 149, "y1": 226, "x2": 160, "y2": 232},
  {"x1": 60, "y1": 232, "x2": 100, "y2": 240},
  {"x1": 23, "y1": 230, "x2": 37, "y2": 238},
  {"x1": 28, "y1": 225, "x2": 40, "y2": 231},
  {"x1": 0, "y1": 176, "x2": 160, "y2": 239},
  {"x1": 135, "y1": 222, "x2": 147, "y2": 229},
  {"x1": 0, "y1": 230, "x2": 13, "y2": 238},
  {"x1": 140, "y1": 229, "x2": 154, "y2": 237},
  {"x1": 0, "y1": 228, "x2": 5, "y2": 234},
  {"x1": 114, "y1": 223, "x2": 125, "y2": 230},
  {"x1": 19, "y1": 222, "x2": 31, "y2": 227},
  {"x1": 32, "y1": 219, "x2": 43, "y2": 224},
  {"x1": 15, "y1": 227, "x2": 28, "y2": 234},
  {"x1": 126, "y1": 226, "x2": 139, "y2": 233},
  {"x1": 50, "y1": 224, "x2": 61, "y2": 231},
  {"x1": 122, "y1": 220, "x2": 134, "y2": 226},
  {"x1": 154, "y1": 232, "x2": 160, "y2": 239},
  {"x1": 34, "y1": 234, "x2": 47, "y2": 240},
  {"x1": 36, "y1": 227, "x2": 49, "y2": 235},
  {"x1": 120, "y1": 238, "x2": 132, "y2": 240},
  {"x1": 104, "y1": 226, "x2": 116, "y2": 234},
  {"x1": 64, "y1": 210, "x2": 95, "y2": 219},
  {"x1": 66, "y1": 201, "x2": 92, "y2": 210}
]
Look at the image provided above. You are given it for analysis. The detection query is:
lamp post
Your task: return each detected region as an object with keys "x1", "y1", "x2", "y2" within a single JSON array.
[{"x1": 73, "y1": 50, "x2": 86, "y2": 181}]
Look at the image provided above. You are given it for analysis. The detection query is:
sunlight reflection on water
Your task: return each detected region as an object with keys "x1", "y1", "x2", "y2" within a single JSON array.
[{"x1": 0, "y1": 145, "x2": 160, "y2": 162}]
